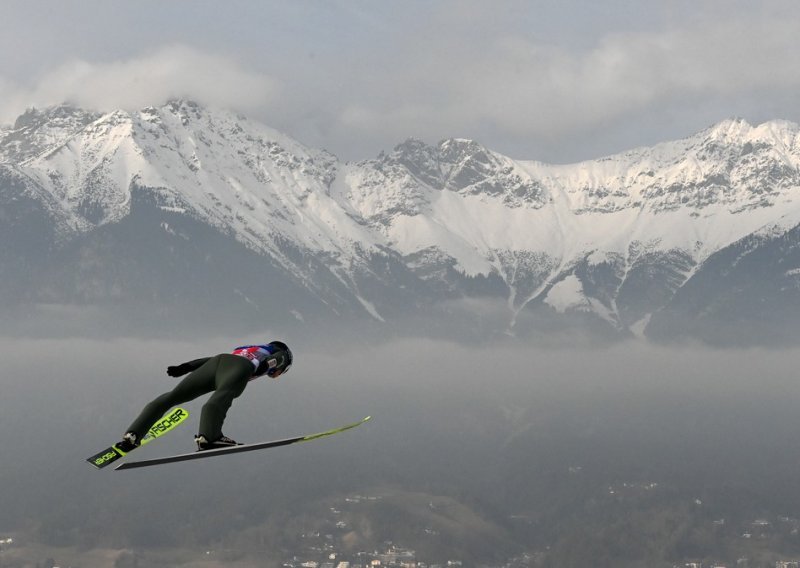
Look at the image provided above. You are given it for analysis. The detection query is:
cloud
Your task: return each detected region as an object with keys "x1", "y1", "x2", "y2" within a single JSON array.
[
  {"x1": 322, "y1": 9, "x2": 800, "y2": 158},
  {"x1": 1, "y1": 5, "x2": 799, "y2": 162},
  {"x1": 0, "y1": 45, "x2": 280, "y2": 124}
]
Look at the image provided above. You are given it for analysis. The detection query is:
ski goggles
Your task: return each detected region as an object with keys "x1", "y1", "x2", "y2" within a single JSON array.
[
  {"x1": 266, "y1": 354, "x2": 292, "y2": 377},
  {"x1": 267, "y1": 363, "x2": 291, "y2": 377}
]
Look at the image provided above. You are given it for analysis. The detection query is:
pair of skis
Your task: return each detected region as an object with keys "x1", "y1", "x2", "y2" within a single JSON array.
[{"x1": 86, "y1": 409, "x2": 371, "y2": 471}]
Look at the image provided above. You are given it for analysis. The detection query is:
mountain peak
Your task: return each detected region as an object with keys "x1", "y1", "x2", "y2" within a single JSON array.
[
  {"x1": 382, "y1": 137, "x2": 489, "y2": 168},
  {"x1": 1, "y1": 104, "x2": 102, "y2": 163},
  {"x1": 369, "y1": 136, "x2": 545, "y2": 207},
  {"x1": 701, "y1": 117, "x2": 754, "y2": 142},
  {"x1": 165, "y1": 98, "x2": 203, "y2": 110},
  {"x1": 159, "y1": 98, "x2": 210, "y2": 127},
  {"x1": 12, "y1": 103, "x2": 100, "y2": 131},
  {"x1": 698, "y1": 117, "x2": 800, "y2": 148},
  {"x1": 438, "y1": 137, "x2": 484, "y2": 157},
  {"x1": 376, "y1": 138, "x2": 442, "y2": 187}
]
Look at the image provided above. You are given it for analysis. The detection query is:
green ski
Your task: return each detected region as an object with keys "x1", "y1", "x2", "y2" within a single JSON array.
[
  {"x1": 86, "y1": 407, "x2": 190, "y2": 469},
  {"x1": 115, "y1": 415, "x2": 371, "y2": 470}
]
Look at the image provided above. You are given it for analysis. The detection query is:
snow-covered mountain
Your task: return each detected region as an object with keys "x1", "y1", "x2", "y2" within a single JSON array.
[{"x1": 2, "y1": 101, "x2": 799, "y2": 344}]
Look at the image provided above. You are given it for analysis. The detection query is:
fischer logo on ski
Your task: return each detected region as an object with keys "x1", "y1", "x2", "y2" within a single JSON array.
[{"x1": 86, "y1": 407, "x2": 190, "y2": 470}]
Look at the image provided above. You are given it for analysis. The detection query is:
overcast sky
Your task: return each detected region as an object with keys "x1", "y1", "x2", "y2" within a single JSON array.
[{"x1": 1, "y1": 0, "x2": 799, "y2": 162}]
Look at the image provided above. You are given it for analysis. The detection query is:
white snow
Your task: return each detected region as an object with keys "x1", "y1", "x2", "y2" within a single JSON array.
[
  {"x1": 630, "y1": 314, "x2": 652, "y2": 338},
  {"x1": 544, "y1": 275, "x2": 588, "y2": 313},
  {"x1": 355, "y1": 295, "x2": 385, "y2": 322}
]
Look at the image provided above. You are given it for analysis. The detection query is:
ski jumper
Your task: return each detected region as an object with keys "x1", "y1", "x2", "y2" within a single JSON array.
[{"x1": 125, "y1": 345, "x2": 281, "y2": 441}]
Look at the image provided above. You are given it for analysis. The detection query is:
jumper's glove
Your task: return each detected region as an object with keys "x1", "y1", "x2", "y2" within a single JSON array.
[{"x1": 167, "y1": 363, "x2": 193, "y2": 377}]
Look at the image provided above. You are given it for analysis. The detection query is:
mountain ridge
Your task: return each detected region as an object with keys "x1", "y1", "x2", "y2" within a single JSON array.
[{"x1": 2, "y1": 100, "x2": 799, "y2": 344}]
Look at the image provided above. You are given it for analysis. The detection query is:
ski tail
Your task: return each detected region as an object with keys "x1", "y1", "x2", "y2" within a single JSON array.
[{"x1": 86, "y1": 407, "x2": 190, "y2": 469}]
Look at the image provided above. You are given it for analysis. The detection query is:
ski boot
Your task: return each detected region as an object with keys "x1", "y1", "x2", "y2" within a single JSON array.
[
  {"x1": 116, "y1": 432, "x2": 140, "y2": 453},
  {"x1": 195, "y1": 434, "x2": 242, "y2": 451}
]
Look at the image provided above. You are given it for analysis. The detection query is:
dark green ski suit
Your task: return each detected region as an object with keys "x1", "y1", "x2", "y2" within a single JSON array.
[{"x1": 126, "y1": 354, "x2": 254, "y2": 441}]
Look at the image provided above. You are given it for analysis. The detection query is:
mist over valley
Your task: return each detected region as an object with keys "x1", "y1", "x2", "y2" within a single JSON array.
[{"x1": 1, "y1": 338, "x2": 799, "y2": 567}]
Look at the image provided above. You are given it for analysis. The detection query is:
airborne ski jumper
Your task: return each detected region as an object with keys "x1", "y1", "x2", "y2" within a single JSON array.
[{"x1": 117, "y1": 341, "x2": 293, "y2": 452}]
